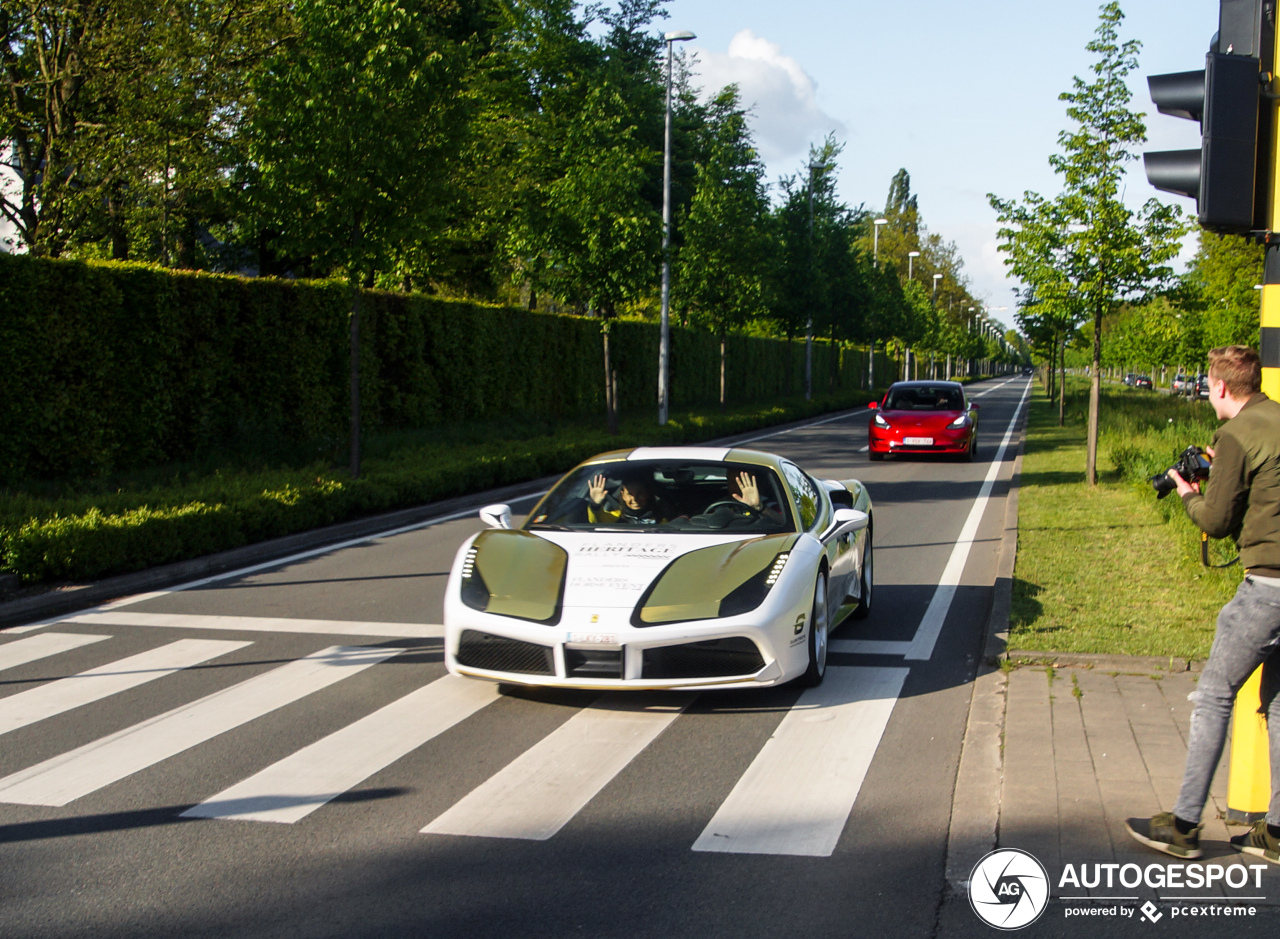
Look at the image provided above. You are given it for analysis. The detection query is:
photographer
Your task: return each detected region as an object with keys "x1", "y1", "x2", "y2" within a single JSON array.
[{"x1": 1126, "y1": 346, "x2": 1280, "y2": 863}]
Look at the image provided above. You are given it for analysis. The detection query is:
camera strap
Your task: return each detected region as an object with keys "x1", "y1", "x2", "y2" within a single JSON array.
[{"x1": 1200, "y1": 531, "x2": 1240, "y2": 569}]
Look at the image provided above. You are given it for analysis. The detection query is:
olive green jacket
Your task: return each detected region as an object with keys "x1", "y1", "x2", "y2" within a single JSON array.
[{"x1": 1181, "y1": 393, "x2": 1280, "y2": 574}]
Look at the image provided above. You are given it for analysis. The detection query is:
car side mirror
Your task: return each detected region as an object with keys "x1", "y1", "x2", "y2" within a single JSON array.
[
  {"x1": 479, "y1": 504, "x2": 512, "y2": 529},
  {"x1": 867, "y1": 401, "x2": 878, "y2": 409},
  {"x1": 832, "y1": 508, "x2": 869, "y2": 531}
]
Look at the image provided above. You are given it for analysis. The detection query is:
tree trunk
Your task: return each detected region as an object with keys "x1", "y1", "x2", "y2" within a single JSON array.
[
  {"x1": 603, "y1": 327, "x2": 618, "y2": 435},
  {"x1": 1086, "y1": 306, "x2": 1103, "y2": 486},
  {"x1": 868, "y1": 341, "x2": 875, "y2": 390},
  {"x1": 719, "y1": 330, "x2": 727, "y2": 413},
  {"x1": 349, "y1": 279, "x2": 362, "y2": 480},
  {"x1": 1059, "y1": 338, "x2": 1066, "y2": 427}
]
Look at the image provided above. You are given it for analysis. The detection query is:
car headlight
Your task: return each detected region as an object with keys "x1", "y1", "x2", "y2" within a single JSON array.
[
  {"x1": 873, "y1": 413, "x2": 891, "y2": 428},
  {"x1": 948, "y1": 414, "x2": 970, "y2": 429}
]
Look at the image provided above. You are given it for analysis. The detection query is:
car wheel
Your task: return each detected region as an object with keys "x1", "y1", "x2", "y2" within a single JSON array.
[
  {"x1": 869, "y1": 449, "x2": 885, "y2": 461},
  {"x1": 852, "y1": 529, "x2": 873, "y2": 620},
  {"x1": 801, "y1": 572, "x2": 829, "y2": 687},
  {"x1": 963, "y1": 435, "x2": 976, "y2": 462}
]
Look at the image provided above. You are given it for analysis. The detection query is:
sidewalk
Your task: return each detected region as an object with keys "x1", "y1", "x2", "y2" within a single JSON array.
[{"x1": 940, "y1": 423, "x2": 1280, "y2": 935}]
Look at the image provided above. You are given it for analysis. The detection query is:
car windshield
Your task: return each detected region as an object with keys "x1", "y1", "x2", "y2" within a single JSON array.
[
  {"x1": 525, "y1": 460, "x2": 796, "y2": 533},
  {"x1": 884, "y1": 385, "x2": 965, "y2": 411}
]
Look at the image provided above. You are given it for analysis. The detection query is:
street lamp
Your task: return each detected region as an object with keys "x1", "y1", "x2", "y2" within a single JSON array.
[
  {"x1": 932, "y1": 272, "x2": 942, "y2": 305},
  {"x1": 867, "y1": 218, "x2": 888, "y2": 389},
  {"x1": 658, "y1": 29, "x2": 696, "y2": 427},
  {"x1": 907, "y1": 250, "x2": 920, "y2": 280},
  {"x1": 805, "y1": 160, "x2": 828, "y2": 401}
]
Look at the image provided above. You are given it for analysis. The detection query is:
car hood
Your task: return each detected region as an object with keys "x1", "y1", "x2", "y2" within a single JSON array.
[{"x1": 530, "y1": 530, "x2": 789, "y2": 609}]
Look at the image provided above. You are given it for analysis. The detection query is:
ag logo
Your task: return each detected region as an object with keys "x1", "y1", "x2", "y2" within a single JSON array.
[{"x1": 968, "y1": 849, "x2": 1050, "y2": 930}]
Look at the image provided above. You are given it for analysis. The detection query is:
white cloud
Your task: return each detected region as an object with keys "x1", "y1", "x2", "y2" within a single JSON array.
[{"x1": 691, "y1": 30, "x2": 845, "y2": 165}]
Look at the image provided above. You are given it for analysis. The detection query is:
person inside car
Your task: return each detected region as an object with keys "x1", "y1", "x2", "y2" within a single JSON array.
[
  {"x1": 727, "y1": 471, "x2": 785, "y2": 524},
  {"x1": 586, "y1": 472, "x2": 671, "y2": 525}
]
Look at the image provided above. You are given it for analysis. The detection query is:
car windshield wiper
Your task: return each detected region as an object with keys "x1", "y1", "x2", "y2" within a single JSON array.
[{"x1": 527, "y1": 522, "x2": 572, "y2": 531}]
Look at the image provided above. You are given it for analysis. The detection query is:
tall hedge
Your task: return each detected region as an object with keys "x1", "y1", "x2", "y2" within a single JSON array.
[{"x1": 0, "y1": 253, "x2": 888, "y2": 485}]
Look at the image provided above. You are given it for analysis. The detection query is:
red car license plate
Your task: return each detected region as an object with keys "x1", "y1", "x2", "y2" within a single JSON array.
[{"x1": 904, "y1": 436, "x2": 933, "y2": 446}]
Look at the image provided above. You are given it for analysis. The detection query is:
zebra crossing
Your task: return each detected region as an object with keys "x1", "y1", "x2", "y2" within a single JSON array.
[{"x1": 0, "y1": 620, "x2": 908, "y2": 857}]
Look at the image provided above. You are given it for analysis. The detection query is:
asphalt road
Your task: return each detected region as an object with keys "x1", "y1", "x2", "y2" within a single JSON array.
[{"x1": 0, "y1": 377, "x2": 1031, "y2": 939}]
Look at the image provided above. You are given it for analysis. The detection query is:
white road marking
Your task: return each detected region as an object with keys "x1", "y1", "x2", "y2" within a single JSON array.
[
  {"x1": 422, "y1": 694, "x2": 694, "y2": 841},
  {"x1": 691, "y1": 666, "x2": 908, "y2": 857},
  {"x1": 0, "y1": 644, "x2": 398, "y2": 806},
  {"x1": 184, "y1": 676, "x2": 500, "y2": 824},
  {"x1": 0, "y1": 633, "x2": 109, "y2": 672},
  {"x1": 61, "y1": 611, "x2": 443, "y2": 639},
  {"x1": 831, "y1": 378, "x2": 1030, "y2": 661},
  {"x1": 0, "y1": 640, "x2": 250, "y2": 736}
]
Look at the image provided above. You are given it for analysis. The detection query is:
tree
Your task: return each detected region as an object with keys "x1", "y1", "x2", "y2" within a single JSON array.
[
  {"x1": 1184, "y1": 231, "x2": 1263, "y2": 350},
  {"x1": 246, "y1": 0, "x2": 478, "y2": 475},
  {"x1": 990, "y1": 2, "x2": 1184, "y2": 482},
  {"x1": 674, "y1": 85, "x2": 771, "y2": 409},
  {"x1": 1, "y1": 0, "x2": 290, "y2": 262}
]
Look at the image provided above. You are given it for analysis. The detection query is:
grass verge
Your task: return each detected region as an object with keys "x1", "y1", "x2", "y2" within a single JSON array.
[
  {"x1": 1010, "y1": 379, "x2": 1241, "y2": 659},
  {"x1": 1, "y1": 388, "x2": 877, "y2": 586}
]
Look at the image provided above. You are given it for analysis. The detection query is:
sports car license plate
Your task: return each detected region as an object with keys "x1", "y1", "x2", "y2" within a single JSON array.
[
  {"x1": 904, "y1": 436, "x2": 933, "y2": 446},
  {"x1": 567, "y1": 632, "x2": 619, "y2": 646}
]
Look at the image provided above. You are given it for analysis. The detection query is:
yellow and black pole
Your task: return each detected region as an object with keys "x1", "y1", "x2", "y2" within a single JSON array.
[
  {"x1": 1145, "y1": 0, "x2": 1276, "y2": 823},
  {"x1": 1226, "y1": 2, "x2": 1279, "y2": 825}
]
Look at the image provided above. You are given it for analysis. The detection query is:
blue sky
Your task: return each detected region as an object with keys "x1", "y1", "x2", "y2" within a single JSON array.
[{"x1": 672, "y1": 0, "x2": 1221, "y2": 329}]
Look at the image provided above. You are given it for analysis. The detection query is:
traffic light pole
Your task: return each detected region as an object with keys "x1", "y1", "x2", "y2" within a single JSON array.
[
  {"x1": 1145, "y1": 0, "x2": 1273, "y2": 827},
  {"x1": 1232, "y1": 6, "x2": 1280, "y2": 826}
]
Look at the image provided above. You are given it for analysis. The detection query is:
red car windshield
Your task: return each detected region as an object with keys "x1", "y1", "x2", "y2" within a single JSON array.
[{"x1": 884, "y1": 385, "x2": 964, "y2": 411}]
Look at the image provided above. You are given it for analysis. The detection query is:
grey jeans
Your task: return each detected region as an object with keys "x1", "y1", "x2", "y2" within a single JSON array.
[{"x1": 1174, "y1": 575, "x2": 1280, "y2": 827}]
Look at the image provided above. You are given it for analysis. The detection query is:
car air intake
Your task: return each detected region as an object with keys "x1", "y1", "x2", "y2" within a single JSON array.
[
  {"x1": 564, "y1": 647, "x2": 624, "y2": 679},
  {"x1": 641, "y1": 638, "x2": 765, "y2": 679},
  {"x1": 456, "y1": 630, "x2": 554, "y2": 675}
]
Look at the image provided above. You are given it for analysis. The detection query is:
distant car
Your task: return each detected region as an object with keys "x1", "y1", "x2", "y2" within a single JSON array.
[
  {"x1": 1172, "y1": 374, "x2": 1189, "y2": 394},
  {"x1": 1022, "y1": 366, "x2": 1034, "y2": 377},
  {"x1": 1122, "y1": 373, "x2": 1138, "y2": 386},
  {"x1": 867, "y1": 380, "x2": 979, "y2": 462},
  {"x1": 1195, "y1": 374, "x2": 1211, "y2": 399},
  {"x1": 1135, "y1": 375, "x2": 1153, "y2": 390},
  {"x1": 443, "y1": 447, "x2": 874, "y2": 690}
]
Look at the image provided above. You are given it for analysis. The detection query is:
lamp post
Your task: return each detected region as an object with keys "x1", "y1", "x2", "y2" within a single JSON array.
[
  {"x1": 968, "y1": 306, "x2": 977, "y2": 377},
  {"x1": 805, "y1": 161, "x2": 828, "y2": 401},
  {"x1": 932, "y1": 272, "x2": 942, "y2": 305},
  {"x1": 868, "y1": 218, "x2": 888, "y2": 389},
  {"x1": 658, "y1": 29, "x2": 696, "y2": 426},
  {"x1": 872, "y1": 218, "x2": 888, "y2": 265},
  {"x1": 907, "y1": 250, "x2": 920, "y2": 280}
]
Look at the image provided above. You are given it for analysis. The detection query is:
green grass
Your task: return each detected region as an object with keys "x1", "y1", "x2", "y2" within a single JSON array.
[{"x1": 1010, "y1": 378, "x2": 1241, "y2": 659}]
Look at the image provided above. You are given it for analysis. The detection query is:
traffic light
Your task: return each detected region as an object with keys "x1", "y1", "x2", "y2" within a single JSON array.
[{"x1": 1143, "y1": 0, "x2": 1272, "y2": 234}]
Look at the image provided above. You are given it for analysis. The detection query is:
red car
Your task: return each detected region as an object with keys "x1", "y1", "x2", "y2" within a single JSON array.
[{"x1": 867, "y1": 380, "x2": 979, "y2": 461}]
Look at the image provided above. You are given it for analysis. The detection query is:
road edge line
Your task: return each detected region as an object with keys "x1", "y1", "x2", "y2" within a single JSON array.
[{"x1": 942, "y1": 379, "x2": 1028, "y2": 892}]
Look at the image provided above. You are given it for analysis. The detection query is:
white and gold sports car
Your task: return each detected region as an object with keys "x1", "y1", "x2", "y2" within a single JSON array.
[{"x1": 442, "y1": 447, "x2": 873, "y2": 690}]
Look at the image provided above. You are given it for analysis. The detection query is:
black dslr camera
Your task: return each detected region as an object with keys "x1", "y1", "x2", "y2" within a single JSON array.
[{"x1": 1150, "y1": 445, "x2": 1212, "y2": 499}]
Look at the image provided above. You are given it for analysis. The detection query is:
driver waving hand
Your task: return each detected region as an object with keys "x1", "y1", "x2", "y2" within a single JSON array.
[{"x1": 728, "y1": 471, "x2": 784, "y2": 523}]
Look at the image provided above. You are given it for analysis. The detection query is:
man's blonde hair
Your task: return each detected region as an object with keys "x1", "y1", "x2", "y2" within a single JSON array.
[{"x1": 1207, "y1": 345, "x2": 1262, "y2": 398}]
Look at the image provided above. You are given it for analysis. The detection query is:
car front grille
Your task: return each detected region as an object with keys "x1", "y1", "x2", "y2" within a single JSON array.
[
  {"x1": 455, "y1": 630, "x2": 555, "y2": 675},
  {"x1": 640, "y1": 638, "x2": 765, "y2": 680}
]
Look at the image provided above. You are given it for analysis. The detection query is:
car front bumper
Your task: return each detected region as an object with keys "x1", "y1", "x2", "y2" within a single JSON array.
[
  {"x1": 868, "y1": 424, "x2": 974, "y2": 454},
  {"x1": 442, "y1": 591, "x2": 813, "y2": 691}
]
